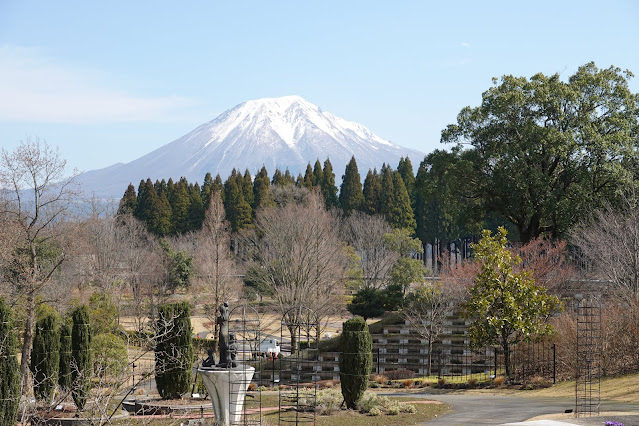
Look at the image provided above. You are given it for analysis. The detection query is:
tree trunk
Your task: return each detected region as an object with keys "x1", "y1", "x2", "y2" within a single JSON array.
[
  {"x1": 502, "y1": 334, "x2": 510, "y2": 379},
  {"x1": 427, "y1": 337, "x2": 433, "y2": 377}
]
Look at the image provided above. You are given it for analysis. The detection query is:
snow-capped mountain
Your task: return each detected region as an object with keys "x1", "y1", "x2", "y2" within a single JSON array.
[{"x1": 76, "y1": 95, "x2": 424, "y2": 198}]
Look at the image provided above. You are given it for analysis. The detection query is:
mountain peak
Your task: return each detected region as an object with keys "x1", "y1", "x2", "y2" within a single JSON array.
[{"x1": 76, "y1": 96, "x2": 423, "y2": 198}]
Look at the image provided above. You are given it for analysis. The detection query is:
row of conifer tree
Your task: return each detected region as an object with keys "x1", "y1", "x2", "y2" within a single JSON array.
[{"x1": 117, "y1": 156, "x2": 418, "y2": 236}]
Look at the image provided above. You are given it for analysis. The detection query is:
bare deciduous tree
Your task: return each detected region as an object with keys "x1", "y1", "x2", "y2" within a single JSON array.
[
  {"x1": 194, "y1": 191, "x2": 242, "y2": 338},
  {"x1": 0, "y1": 137, "x2": 79, "y2": 393},
  {"x1": 341, "y1": 212, "x2": 398, "y2": 290},
  {"x1": 402, "y1": 282, "x2": 454, "y2": 376},
  {"x1": 244, "y1": 192, "x2": 349, "y2": 351}
]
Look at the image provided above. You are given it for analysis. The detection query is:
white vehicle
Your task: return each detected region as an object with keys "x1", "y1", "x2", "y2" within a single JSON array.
[{"x1": 259, "y1": 338, "x2": 280, "y2": 357}]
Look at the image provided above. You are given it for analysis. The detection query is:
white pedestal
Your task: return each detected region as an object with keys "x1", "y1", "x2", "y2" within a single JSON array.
[{"x1": 198, "y1": 366, "x2": 255, "y2": 426}]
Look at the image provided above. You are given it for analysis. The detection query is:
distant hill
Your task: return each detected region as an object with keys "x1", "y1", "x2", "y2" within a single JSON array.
[{"x1": 76, "y1": 95, "x2": 424, "y2": 198}]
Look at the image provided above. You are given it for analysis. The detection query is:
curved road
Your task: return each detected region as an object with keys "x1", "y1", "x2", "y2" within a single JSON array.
[{"x1": 386, "y1": 392, "x2": 639, "y2": 425}]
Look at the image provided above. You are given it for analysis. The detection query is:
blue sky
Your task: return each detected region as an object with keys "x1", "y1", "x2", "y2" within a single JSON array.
[{"x1": 1, "y1": 0, "x2": 638, "y2": 175}]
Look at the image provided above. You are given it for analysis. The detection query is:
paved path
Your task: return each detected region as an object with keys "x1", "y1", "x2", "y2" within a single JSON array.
[{"x1": 384, "y1": 392, "x2": 639, "y2": 425}]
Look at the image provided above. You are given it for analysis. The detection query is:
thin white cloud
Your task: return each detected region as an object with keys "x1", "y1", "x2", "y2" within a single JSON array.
[
  {"x1": 0, "y1": 45, "x2": 197, "y2": 123},
  {"x1": 461, "y1": 42, "x2": 471, "y2": 48}
]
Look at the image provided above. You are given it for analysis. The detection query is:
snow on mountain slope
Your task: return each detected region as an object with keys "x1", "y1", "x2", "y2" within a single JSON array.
[{"x1": 76, "y1": 95, "x2": 424, "y2": 198}]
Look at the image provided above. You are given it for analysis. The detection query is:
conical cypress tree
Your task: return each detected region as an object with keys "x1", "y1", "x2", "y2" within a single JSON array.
[
  {"x1": 187, "y1": 183, "x2": 204, "y2": 231},
  {"x1": 302, "y1": 163, "x2": 314, "y2": 189},
  {"x1": 171, "y1": 178, "x2": 191, "y2": 234},
  {"x1": 202, "y1": 172, "x2": 214, "y2": 209},
  {"x1": 155, "y1": 302, "x2": 193, "y2": 399},
  {"x1": 0, "y1": 298, "x2": 20, "y2": 426},
  {"x1": 31, "y1": 307, "x2": 60, "y2": 402},
  {"x1": 134, "y1": 179, "x2": 147, "y2": 222},
  {"x1": 271, "y1": 168, "x2": 285, "y2": 186},
  {"x1": 339, "y1": 156, "x2": 365, "y2": 215},
  {"x1": 363, "y1": 169, "x2": 381, "y2": 215},
  {"x1": 397, "y1": 157, "x2": 415, "y2": 201},
  {"x1": 117, "y1": 183, "x2": 137, "y2": 216},
  {"x1": 283, "y1": 169, "x2": 295, "y2": 185},
  {"x1": 58, "y1": 320, "x2": 72, "y2": 391},
  {"x1": 71, "y1": 305, "x2": 91, "y2": 410},
  {"x1": 339, "y1": 316, "x2": 372, "y2": 409},
  {"x1": 322, "y1": 159, "x2": 338, "y2": 209},
  {"x1": 379, "y1": 164, "x2": 395, "y2": 218},
  {"x1": 253, "y1": 166, "x2": 274, "y2": 212},
  {"x1": 242, "y1": 170, "x2": 255, "y2": 207},
  {"x1": 312, "y1": 159, "x2": 324, "y2": 187},
  {"x1": 388, "y1": 171, "x2": 416, "y2": 232},
  {"x1": 224, "y1": 172, "x2": 252, "y2": 231}
]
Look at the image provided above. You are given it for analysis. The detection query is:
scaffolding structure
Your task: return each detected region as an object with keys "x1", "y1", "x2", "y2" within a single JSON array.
[
  {"x1": 575, "y1": 297, "x2": 601, "y2": 417},
  {"x1": 228, "y1": 304, "x2": 262, "y2": 425},
  {"x1": 279, "y1": 305, "x2": 319, "y2": 425}
]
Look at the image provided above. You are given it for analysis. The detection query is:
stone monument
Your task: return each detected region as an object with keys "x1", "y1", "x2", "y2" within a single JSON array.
[{"x1": 198, "y1": 302, "x2": 255, "y2": 426}]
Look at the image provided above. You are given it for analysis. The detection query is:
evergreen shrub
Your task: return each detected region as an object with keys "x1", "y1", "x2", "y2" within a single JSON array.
[
  {"x1": 30, "y1": 307, "x2": 60, "y2": 402},
  {"x1": 155, "y1": 302, "x2": 194, "y2": 399},
  {"x1": 71, "y1": 305, "x2": 92, "y2": 410},
  {"x1": 0, "y1": 298, "x2": 20, "y2": 426},
  {"x1": 339, "y1": 316, "x2": 372, "y2": 409}
]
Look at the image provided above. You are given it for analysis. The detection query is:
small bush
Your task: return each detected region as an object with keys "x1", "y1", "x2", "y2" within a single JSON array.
[
  {"x1": 369, "y1": 407, "x2": 381, "y2": 416},
  {"x1": 467, "y1": 377, "x2": 478, "y2": 386},
  {"x1": 314, "y1": 389, "x2": 343, "y2": 415},
  {"x1": 248, "y1": 383, "x2": 257, "y2": 391},
  {"x1": 387, "y1": 402, "x2": 400, "y2": 415},
  {"x1": 371, "y1": 374, "x2": 388, "y2": 385},
  {"x1": 437, "y1": 377, "x2": 446, "y2": 387},
  {"x1": 401, "y1": 379, "x2": 414, "y2": 388},
  {"x1": 401, "y1": 404, "x2": 417, "y2": 413},
  {"x1": 493, "y1": 376, "x2": 505, "y2": 386}
]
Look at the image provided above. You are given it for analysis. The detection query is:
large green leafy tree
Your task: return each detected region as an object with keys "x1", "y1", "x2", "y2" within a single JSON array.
[
  {"x1": 463, "y1": 227, "x2": 561, "y2": 377},
  {"x1": 339, "y1": 156, "x2": 365, "y2": 215},
  {"x1": 384, "y1": 228, "x2": 425, "y2": 296},
  {"x1": 0, "y1": 298, "x2": 20, "y2": 426},
  {"x1": 155, "y1": 302, "x2": 193, "y2": 399},
  {"x1": 30, "y1": 305, "x2": 60, "y2": 402},
  {"x1": 159, "y1": 240, "x2": 194, "y2": 294},
  {"x1": 71, "y1": 305, "x2": 92, "y2": 410},
  {"x1": 442, "y1": 63, "x2": 639, "y2": 242},
  {"x1": 339, "y1": 316, "x2": 372, "y2": 409}
]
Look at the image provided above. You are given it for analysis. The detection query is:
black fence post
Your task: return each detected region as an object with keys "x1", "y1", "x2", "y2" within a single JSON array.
[
  {"x1": 552, "y1": 343, "x2": 556, "y2": 384},
  {"x1": 377, "y1": 347, "x2": 380, "y2": 374},
  {"x1": 494, "y1": 347, "x2": 498, "y2": 378}
]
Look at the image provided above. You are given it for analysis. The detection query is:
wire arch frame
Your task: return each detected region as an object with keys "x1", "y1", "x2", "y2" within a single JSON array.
[
  {"x1": 228, "y1": 304, "x2": 262, "y2": 425},
  {"x1": 279, "y1": 305, "x2": 320, "y2": 425}
]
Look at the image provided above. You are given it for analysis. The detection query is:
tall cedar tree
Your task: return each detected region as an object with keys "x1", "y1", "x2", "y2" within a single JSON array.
[
  {"x1": 339, "y1": 316, "x2": 372, "y2": 409},
  {"x1": 389, "y1": 171, "x2": 416, "y2": 233},
  {"x1": 397, "y1": 157, "x2": 415, "y2": 202},
  {"x1": 271, "y1": 168, "x2": 285, "y2": 186},
  {"x1": 155, "y1": 302, "x2": 194, "y2": 399},
  {"x1": 283, "y1": 169, "x2": 295, "y2": 185},
  {"x1": 136, "y1": 178, "x2": 172, "y2": 235},
  {"x1": 30, "y1": 308, "x2": 60, "y2": 402},
  {"x1": 242, "y1": 170, "x2": 255, "y2": 207},
  {"x1": 117, "y1": 183, "x2": 137, "y2": 216},
  {"x1": 321, "y1": 159, "x2": 338, "y2": 209},
  {"x1": 339, "y1": 156, "x2": 365, "y2": 215},
  {"x1": 201, "y1": 172, "x2": 215, "y2": 209},
  {"x1": 223, "y1": 170, "x2": 252, "y2": 231},
  {"x1": 362, "y1": 168, "x2": 381, "y2": 215},
  {"x1": 0, "y1": 298, "x2": 20, "y2": 426},
  {"x1": 253, "y1": 166, "x2": 274, "y2": 212},
  {"x1": 312, "y1": 159, "x2": 324, "y2": 187},
  {"x1": 187, "y1": 183, "x2": 205, "y2": 230},
  {"x1": 302, "y1": 163, "x2": 314, "y2": 189},
  {"x1": 170, "y1": 178, "x2": 190, "y2": 234},
  {"x1": 71, "y1": 305, "x2": 91, "y2": 410}
]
